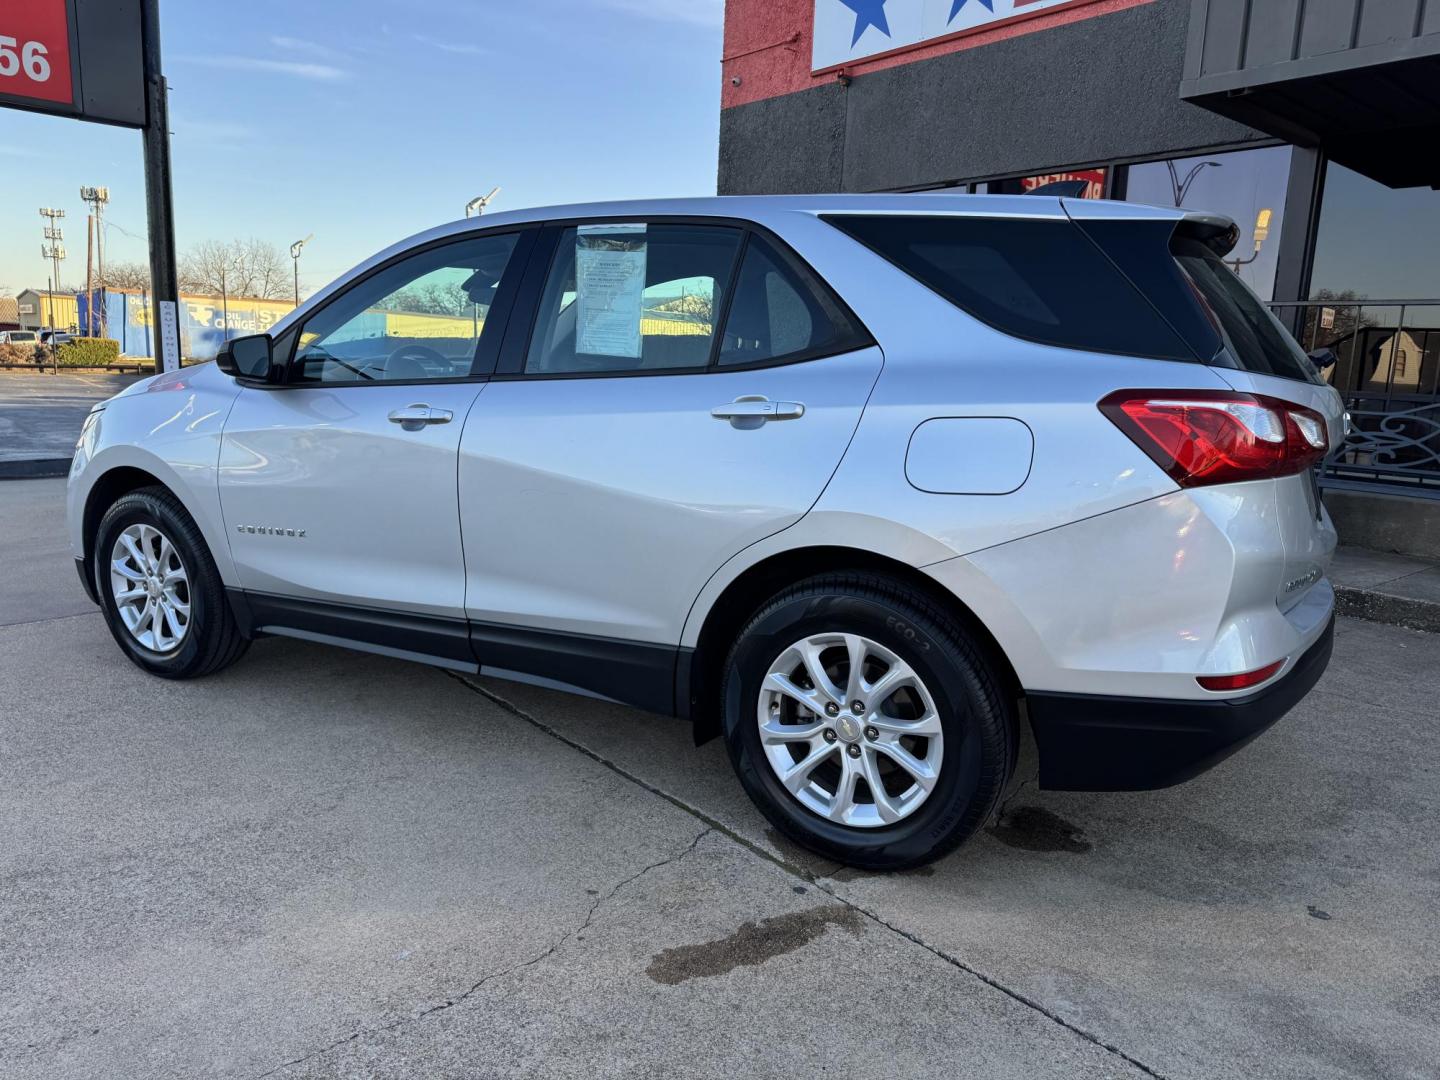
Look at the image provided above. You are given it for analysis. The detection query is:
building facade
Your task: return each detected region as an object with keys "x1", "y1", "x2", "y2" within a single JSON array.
[
  {"x1": 719, "y1": 0, "x2": 1440, "y2": 543},
  {"x1": 16, "y1": 289, "x2": 79, "y2": 333}
]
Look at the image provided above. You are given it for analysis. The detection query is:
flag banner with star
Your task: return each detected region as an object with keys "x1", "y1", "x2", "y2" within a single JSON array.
[{"x1": 812, "y1": 0, "x2": 1089, "y2": 70}]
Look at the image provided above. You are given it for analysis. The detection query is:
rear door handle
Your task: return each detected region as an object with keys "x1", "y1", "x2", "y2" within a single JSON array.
[
  {"x1": 387, "y1": 404, "x2": 453, "y2": 431},
  {"x1": 711, "y1": 395, "x2": 805, "y2": 429}
]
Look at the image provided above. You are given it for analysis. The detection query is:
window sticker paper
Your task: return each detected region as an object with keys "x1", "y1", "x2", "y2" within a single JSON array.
[{"x1": 576, "y1": 224, "x2": 648, "y2": 359}]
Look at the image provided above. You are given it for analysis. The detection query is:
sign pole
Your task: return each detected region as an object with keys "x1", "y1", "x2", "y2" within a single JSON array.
[{"x1": 140, "y1": 0, "x2": 180, "y2": 372}]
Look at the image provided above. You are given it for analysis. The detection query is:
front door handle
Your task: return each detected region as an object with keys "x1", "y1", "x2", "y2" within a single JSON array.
[
  {"x1": 387, "y1": 404, "x2": 453, "y2": 431},
  {"x1": 711, "y1": 395, "x2": 805, "y2": 430}
]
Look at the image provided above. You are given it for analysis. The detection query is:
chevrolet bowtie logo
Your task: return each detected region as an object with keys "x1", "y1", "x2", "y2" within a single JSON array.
[{"x1": 235, "y1": 525, "x2": 306, "y2": 538}]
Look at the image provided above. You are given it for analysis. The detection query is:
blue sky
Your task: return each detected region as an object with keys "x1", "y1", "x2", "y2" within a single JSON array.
[{"x1": 0, "y1": 0, "x2": 723, "y2": 298}]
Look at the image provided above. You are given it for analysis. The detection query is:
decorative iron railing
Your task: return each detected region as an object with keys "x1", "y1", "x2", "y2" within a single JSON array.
[{"x1": 1268, "y1": 299, "x2": 1440, "y2": 499}]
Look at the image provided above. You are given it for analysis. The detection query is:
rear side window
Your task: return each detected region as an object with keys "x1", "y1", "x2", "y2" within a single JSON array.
[
  {"x1": 1169, "y1": 236, "x2": 1320, "y2": 384},
  {"x1": 717, "y1": 235, "x2": 868, "y2": 367},
  {"x1": 826, "y1": 215, "x2": 1194, "y2": 361},
  {"x1": 526, "y1": 224, "x2": 740, "y2": 375}
]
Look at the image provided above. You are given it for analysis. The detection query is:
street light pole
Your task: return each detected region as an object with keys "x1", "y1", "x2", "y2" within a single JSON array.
[
  {"x1": 290, "y1": 234, "x2": 313, "y2": 307},
  {"x1": 465, "y1": 187, "x2": 502, "y2": 218},
  {"x1": 1167, "y1": 160, "x2": 1223, "y2": 207}
]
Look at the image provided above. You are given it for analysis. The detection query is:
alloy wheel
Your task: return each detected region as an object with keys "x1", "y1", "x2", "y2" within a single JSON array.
[
  {"x1": 757, "y1": 632, "x2": 944, "y2": 828},
  {"x1": 109, "y1": 523, "x2": 191, "y2": 654}
]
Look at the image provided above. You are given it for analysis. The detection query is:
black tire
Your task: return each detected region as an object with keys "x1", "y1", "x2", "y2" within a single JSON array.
[
  {"x1": 721, "y1": 572, "x2": 1013, "y2": 871},
  {"x1": 92, "y1": 486, "x2": 249, "y2": 679}
]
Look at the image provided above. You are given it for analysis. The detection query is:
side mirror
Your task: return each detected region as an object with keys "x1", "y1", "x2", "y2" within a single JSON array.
[
  {"x1": 1307, "y1": 347, "x2": 1337, "y2": 373},
  {"x1": 216, "y1": 334, "x2": 274, "y2": 380}
]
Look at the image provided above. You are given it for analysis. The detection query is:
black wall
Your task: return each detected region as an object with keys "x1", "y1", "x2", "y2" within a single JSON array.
[{"x1": 719, "y1": 0, "x2": 1267, "y2": 194}]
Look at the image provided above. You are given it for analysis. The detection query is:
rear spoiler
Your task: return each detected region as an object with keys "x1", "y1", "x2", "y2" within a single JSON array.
[
  {"x1": 1058, "y1": 199, "x2": 1241, "y2": 257},
  {"x1": 1176, "y1": 212, "x2": 1240, "y2": 258}
]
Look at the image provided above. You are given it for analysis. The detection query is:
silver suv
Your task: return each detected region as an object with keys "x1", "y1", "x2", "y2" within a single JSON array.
[{"x1": 67, "y1": 196, "x2": 1342, "y2": 869}]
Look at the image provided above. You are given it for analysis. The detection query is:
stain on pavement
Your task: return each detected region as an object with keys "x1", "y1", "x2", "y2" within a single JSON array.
[
  {"x1": 646, "y1": 904, "x2": 862, "y2": 985},
  {"x1": 987, "y1": 806, "x2": 1093, "y2": 854}
]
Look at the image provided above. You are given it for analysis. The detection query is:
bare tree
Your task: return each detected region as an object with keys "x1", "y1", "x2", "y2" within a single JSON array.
[
  {"x1": 383, "y1": 281, "x2": 474, "y2": 316},
  {"x1": 179, "y1": 238, "x2": 291, "y2": 299},
  {"x1": 99, "y1": 261, "x2": 152, "y2": 291},
  {"x1": 1300, "y1": 289, "x2": 1376, "y2": 352}
]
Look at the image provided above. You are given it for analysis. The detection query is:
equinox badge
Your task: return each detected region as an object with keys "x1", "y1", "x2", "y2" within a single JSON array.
[{"x1": 235, "y1": 525, "x2": 306, "y2": 538}]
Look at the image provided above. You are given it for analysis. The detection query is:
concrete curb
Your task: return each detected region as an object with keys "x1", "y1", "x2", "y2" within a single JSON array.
[
  {"x1": 1335, "y1": 585, "x2": 1440, "y2": 635},
  {"x1": 0, "y1": 459, "x2": 70, "y2": 481}
]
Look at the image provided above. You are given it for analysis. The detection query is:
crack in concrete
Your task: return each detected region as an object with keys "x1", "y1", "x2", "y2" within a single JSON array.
[
  {"x1": 449, "y1": 672, "x2": 1173, "y2": 1080},
  {"x1": 995, "y1": 772, "x2": 1038, "y2": 823},
  {"x1": 251, "y1": 823, "x2": 712, "y2": 1078}
]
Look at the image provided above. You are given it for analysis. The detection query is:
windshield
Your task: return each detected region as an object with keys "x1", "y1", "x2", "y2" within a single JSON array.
[{"x1": 1171, "y1": 236, "x2": 1320, "y2": 384}]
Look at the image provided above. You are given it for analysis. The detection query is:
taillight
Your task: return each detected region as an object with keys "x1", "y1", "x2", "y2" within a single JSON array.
[
  {"x1": 1099, "y1": 389, "x2": 1328, "y2": 487},
  {"x1": 1197, "y1": 659, "x2": 1285, "y2": 692}
]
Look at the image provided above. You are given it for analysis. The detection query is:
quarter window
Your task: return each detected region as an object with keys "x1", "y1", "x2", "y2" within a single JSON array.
[
  {"x1": 525, "y1": 224, "x2": 741, "y2": 375},
  {"x1": 717, "y1": 235, "x2": 867, "y2": 367},
  {"x1": 826, "y1": 214, "x2": 1194, "y2": 361},
  {"x1": 292, "y1": 232, "x2": 520, "y2": 384}
]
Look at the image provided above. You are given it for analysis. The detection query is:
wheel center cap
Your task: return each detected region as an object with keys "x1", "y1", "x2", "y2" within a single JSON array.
[{"x1": 835, "y1": 714, "x2": 862, "y2": 743}]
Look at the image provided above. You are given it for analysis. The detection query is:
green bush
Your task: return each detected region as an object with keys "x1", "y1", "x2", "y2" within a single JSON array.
[{"x1": 54, "y1": 337, "x2": 121, "y2": 367}]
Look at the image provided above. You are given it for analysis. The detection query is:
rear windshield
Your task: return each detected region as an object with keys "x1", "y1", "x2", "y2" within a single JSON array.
[
  {"x1": 825, "y1": 214, "x2": 1195, "y2": 362},
  {"x1": 1169, "y1": 236, "x2": 1320, "y2": 384}
]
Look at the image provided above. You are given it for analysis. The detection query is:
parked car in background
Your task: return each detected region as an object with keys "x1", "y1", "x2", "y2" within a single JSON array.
[
  {"x1": 39, "y1": 330, "x2": 75, "y2": 347},
  {"x1": 67, "y1": 195, "x2": 1343, "y2": 869},
  {"x1": 0, "y1": 330, "x2": 39, "y2": 345}
]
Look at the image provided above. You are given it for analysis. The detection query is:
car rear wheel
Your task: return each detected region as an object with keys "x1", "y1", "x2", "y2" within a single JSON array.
[
  {"x1": 721, "y1": 572, "x2": 1013, "y2": 871},
  {"x1": 93, "y1": 487, "x2": 249, "y2": 679}
]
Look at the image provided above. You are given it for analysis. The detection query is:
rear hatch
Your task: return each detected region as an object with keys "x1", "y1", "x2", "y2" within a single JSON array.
[
  {"x1": 1065, "y1": 201, "x2": 1345, "y2": 611},
  {"x1": 824, "y1": 202, "x2": 1344, "y2": 612}
]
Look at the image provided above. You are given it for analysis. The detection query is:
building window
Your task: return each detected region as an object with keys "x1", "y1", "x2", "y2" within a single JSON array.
[
  {"x1": 1310, "y1": 163, "x2": 1440, "y2": 302},
  {"x1": 1307, "y1": 164, "x2": 1440, "y2": 398},
  {"x1": 983, "y1": 169, "x2": 1107, "y2": 199},
  {"x1": 1124, "y1": 146, "x2": 1293, "y2": 302}
]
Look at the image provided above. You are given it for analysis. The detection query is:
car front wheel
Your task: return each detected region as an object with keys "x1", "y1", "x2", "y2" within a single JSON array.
[
  {"x1": 93, "y1": 487, "x2": 249, "y2": 679},
  {"x1": 721, "y1": 572, "x2": 1013, "y2": 871}
]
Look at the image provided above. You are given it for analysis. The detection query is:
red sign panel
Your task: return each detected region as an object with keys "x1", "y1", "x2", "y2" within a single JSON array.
[
  {"x1": 1022, "y1": 169, "x2": 1107, "y2": 200},
  {"x1": 0, "y1": 0, "x2": 74, "y2": 108}
]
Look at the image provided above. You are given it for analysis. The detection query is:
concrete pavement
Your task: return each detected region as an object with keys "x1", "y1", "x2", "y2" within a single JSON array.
[
  {"x1": 0, "y1": 372, "x2": 142, "y2": 474},
  {"x1": 3, "y1": 477, "x2": 1438, "y2": 1079}
]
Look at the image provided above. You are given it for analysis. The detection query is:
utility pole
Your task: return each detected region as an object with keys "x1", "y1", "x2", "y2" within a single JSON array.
[
  {"x1": 80, "y1": 187, "x2": 110, "y2": 335},
  {"x1": 140, "y1": 0, "x2": 180, "y2": 371},
  {"x1": 39, "y1": 208, "x2": 66, "y2": 341},
  {"x1": 86, "y1": 213, "x2": 95, "y2": 335}
]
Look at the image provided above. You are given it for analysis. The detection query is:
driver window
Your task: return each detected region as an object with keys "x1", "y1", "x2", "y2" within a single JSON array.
[{"x1": 292, "y1": 232, "x2": 520, "y2": 383}]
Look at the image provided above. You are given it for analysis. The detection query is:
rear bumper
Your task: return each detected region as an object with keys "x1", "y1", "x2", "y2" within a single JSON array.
[{"x1": 1027, "y1": 615, "x2": 1335, "y2": 792}]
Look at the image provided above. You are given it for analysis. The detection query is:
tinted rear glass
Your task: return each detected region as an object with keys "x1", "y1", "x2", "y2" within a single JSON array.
[
  {"x1": 1170, "y1": 236, "x2": 1320, "y2": 384},
  {"x1": 825, "y1": 214, "x2": 1195, "y2": 361}
]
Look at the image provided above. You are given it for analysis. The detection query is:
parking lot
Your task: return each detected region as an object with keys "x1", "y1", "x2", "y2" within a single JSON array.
[
  {"x1": 0, "y1": 372, "x2": 143, "y2": 472},
  {"x1": 2, "y1": 474, "x2": 1438, "y2": 1079}
]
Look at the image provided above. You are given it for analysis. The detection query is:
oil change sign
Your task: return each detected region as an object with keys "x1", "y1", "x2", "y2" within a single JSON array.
[{"x1": 0, "y1": 0, "x2": 73, "y2": 109}]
